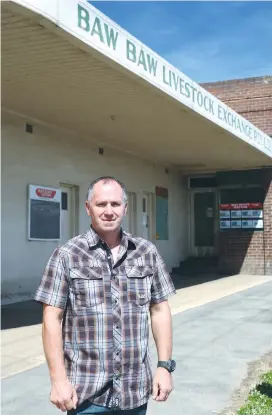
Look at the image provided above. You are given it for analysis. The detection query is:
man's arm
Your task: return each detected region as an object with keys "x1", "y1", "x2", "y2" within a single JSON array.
[
  {"x1": 34, "y1": 248, "x2": 76, "y2": 411},
  {"x1": 150, "y1": 300, "x2": 173, "y2": 402},
  {"x1": 150, "y1": 300, "x2": 173, "y2": 360},
  {"x1": 42, "y1": 304, "x2": 77, "y2": 412}
]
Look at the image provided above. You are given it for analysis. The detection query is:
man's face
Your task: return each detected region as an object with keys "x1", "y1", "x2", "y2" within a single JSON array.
[{"x1": 85, "y1": 180, "x2": 127, "y2": 234}]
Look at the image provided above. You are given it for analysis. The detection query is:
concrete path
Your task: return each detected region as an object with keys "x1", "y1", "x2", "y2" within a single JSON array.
[
  {"x1": 2, "y1": 273, "x2": 271, "y2": 379},
  {"x1": 2, "y1": 279, "x2": 272, "y2": 415}
]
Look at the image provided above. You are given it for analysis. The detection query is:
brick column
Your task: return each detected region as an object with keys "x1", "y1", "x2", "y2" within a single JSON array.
[
  {"x1": 218, "y1": 168, "x2": 272, "y2": 275},
  {"x1": 263, "y1": 169, "x2": 272, "y2": 274},
  {"x1": 218, "y1": 231, "x2": 265, "y2": 275}
]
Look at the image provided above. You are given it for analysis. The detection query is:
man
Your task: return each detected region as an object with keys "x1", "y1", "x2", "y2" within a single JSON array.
[{"x1": 35, "y1": 176, "x2": 176, "y2": 415}]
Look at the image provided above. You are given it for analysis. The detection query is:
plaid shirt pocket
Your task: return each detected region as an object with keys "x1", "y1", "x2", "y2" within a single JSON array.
[
  {"x1": 126, "y1": 266, "x2": 153, "y2": 306},
  {"x1": 70, "y1": 266, "x2": 104, "y2": 308}
]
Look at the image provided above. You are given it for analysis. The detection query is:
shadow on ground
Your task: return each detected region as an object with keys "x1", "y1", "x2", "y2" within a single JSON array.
[
  {"x1": 171, "y1": 273, "x2": 228, "y2": 290},
  {"x1": 1, "y1": 273, "x2": 227, "y2": 330},
  {"x1": 1, "y1": 300, "x2": 43, "y2": 330},
  {"x1": 1, "y1": 256, "x2": 230, "y2": 331},
  {"x1": 256, "y1": 382, "x2": 272, "y2": 398},
  {"x1": 171, "y1": 257, "x2": 230, "y2": 290}
]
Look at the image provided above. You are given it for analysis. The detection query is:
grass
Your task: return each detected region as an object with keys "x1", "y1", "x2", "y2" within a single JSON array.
[{"x1": 236, "y1": 371, "x2": 272, "y2": 415}]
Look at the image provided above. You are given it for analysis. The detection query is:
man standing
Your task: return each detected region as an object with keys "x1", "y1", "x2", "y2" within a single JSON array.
[{"x1": 35, "y1": 176, "x2": 176, "y2": 415}]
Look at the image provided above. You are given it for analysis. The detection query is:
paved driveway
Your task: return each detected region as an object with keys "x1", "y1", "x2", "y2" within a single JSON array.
[{"x1": 2, "y1": 281, "x2": 272, "y2": 415}]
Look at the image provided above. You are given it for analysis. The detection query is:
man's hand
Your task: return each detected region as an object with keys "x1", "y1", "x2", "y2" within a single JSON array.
[
  {"x1": 50, "y1": 379, "x2": 78, "y2": 412},
  {"x1": 152, "y1": 367, "x2": 173, "y2": 402}
]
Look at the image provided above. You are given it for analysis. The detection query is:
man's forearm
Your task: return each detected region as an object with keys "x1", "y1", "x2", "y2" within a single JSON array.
[
  {"x1": 150, "y1": 301, "x2": 173, "y2": 360},
  {"x1": 42, "y1": 316, "x2": 67, "y2": 382}
]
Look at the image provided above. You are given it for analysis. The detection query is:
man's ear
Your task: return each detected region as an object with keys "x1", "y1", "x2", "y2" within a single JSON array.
[{"x1": 85, "y1": 201, "x2": 91, "y2": 216}]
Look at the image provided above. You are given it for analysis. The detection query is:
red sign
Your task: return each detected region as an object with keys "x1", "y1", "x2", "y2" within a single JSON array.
[
  {"x1": 220, "y1": 204, "x2": 231, "y2": 210},
  {"x1": 36, "y1": 188, "x2": 56, "y2": 199},
  {"x1": 220, "y1": 203, "x2": 262, "y2": 210}
]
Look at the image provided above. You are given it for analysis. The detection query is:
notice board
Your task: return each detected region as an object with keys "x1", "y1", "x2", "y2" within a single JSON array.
[
  {"x1": 28, "y1": 185, "x2": 61, "y2": 240},
  {"x1": 219, "y1": 203, "x2": 263, "y2": 231}
]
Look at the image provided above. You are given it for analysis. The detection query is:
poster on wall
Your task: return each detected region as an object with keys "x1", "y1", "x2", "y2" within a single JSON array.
[
  {"x1": 220, "y1": 220, "x2": 230, "y2": 229},
  {"x1": 220, "y1": 210, "x2": 230, "y2": 219},
  {"x1": 28, "y1": 184, "x2": 61, "y2": 240},
  {"x1": 241, "y1": 219, "x2": 253, "y2": 229},
  {"x1": 242, "y1": 209, "x2": 263, "y2": 218},
  {"x1": 155, "y1": 187, "x2": 169, "y2": 240},
  {"x1": 253, "y1": 219, "x2": 264, "y2": 229},
  {"x1": 231, "y1": 210, "x2": 242, "y2": 218},
  {"x1": 231, "y1": 220, "x2": 242, "y2": 229},
  {"x1": 219, "y1": 203, "x2": 263, "y2": 230}
]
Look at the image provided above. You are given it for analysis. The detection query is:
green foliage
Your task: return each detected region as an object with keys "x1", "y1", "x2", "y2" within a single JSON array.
[{"x1": 236, "y1": 371, "x2": 272, "y2": 415}]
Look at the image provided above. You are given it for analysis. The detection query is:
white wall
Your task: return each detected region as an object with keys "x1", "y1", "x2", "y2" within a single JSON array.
[{"x1": 1, "y1": 112, "x2": 188, "y2": 302}]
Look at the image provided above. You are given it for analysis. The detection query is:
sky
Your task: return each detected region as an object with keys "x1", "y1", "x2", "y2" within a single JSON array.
[{"x1": 88, "y1": 1, "x2": 272, "y2": 83}]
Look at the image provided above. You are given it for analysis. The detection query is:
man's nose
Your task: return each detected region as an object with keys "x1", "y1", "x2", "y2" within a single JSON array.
[{"x1": 105, "y1": 204, "x2": 113, "y2": 215}]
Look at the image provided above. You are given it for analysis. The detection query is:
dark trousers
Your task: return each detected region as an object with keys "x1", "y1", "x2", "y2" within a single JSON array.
[{"x1": 67, "y1": 401, "x2": 148, "y2": 415}]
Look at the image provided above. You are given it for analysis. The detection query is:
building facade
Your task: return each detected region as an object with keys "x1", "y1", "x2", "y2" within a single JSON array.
[
  {"x1": 1, "y1": 1, "x2": 272, "y2": 303},
  {"x1": 200, "y1": 77, "x2": 272, "y2": 274}
]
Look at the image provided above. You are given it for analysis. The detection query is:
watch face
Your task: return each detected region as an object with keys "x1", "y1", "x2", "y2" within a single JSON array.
[{"x1": 170, "y1": 360, "x2": 176, "y2": 372}]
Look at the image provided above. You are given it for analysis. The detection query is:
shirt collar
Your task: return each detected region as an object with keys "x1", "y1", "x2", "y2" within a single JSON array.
[{"x1": 84, "y1": 226, "x2": 136, "y2": 249}]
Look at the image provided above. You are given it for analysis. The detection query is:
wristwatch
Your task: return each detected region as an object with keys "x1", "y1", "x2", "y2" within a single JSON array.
[{"x1": 157, "y1": 359, "x2": 176, "y2": 373}]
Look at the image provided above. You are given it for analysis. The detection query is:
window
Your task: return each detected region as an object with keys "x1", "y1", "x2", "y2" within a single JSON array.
[{"x1": 61, "y1": 192, "x2": 68, "y2": 210}]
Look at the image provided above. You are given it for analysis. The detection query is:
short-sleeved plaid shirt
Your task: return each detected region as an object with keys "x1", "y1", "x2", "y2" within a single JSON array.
[{"x1": 34, "y1": 227, "x2": 176, "y2": 410}]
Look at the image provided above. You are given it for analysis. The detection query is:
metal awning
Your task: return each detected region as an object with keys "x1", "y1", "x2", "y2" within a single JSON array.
[{"x1": 2, "y1": 0, "x2": 272, "y2": 172}]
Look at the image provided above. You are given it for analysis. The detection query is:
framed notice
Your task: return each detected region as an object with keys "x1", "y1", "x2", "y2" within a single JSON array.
[
  {"x1": 231, "y1": 210, "x2": 242, "y2": 218},
  {"x1": 242, "y1": 210, "x2": 263, "y2": 219},
  {"x1": 220, "y1": 220, "x2": 230, "y2": 229},
  {"x1": 231, "y1": 220, "x2": 242, "y2": 229},
  {"x1": 28, "y1": 185, "x2": 61, "y2": 240},
  {"x1": 220, "y1": 210, "x2": 230, "y2": 218},
  {"x1": 252, "y1": 219, "x2": 264, "y2": 229},
  {"x1": 242, "y1": 219, "x2": 253, "y2": 229}
]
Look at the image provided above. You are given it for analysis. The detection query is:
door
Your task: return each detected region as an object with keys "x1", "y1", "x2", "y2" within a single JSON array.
[
  {"x1": 190, "y1": 190, "x2": 217, "y2": 256},
  {"x1": 141, "y1": 193, "x2": 153, "y2": 241},
  {"x1": 122, "y1": 192, "x2": 137, "y2": 234},
  {"x1": 60, "y1": 184, "x2": 78, "y2": 244}
]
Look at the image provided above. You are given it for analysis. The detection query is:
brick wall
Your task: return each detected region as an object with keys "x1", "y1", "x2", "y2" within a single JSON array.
[
  {"x1": 218, "y1": 170, "x2": 272, "y2": 275},
  {"x1": 263, "y1": 169, "x2": 272, "y2": 274},
  {"x1": 202, "y1": 76, "x2": 272, "y2": 136},
  {"x1": 202, "y1": 77, "x2": 272, "y2": 275},
  {"x1": 218, "y1": 232, "x2": 264, "y2": 275}
]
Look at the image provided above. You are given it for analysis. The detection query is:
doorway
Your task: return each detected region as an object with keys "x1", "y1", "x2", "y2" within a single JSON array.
[
  {"x1": 123, "y1": 192, "x2": 137, "y2": 235},
  {"x1": 60, "y1": 183, "x2": 79, "y2": 244},
  {"x1": 190, "y1": 189, "x2": 217, "y2": 256},
  {"x1": 141, "y1": 192, "x2": 154, "y2": 241}
]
